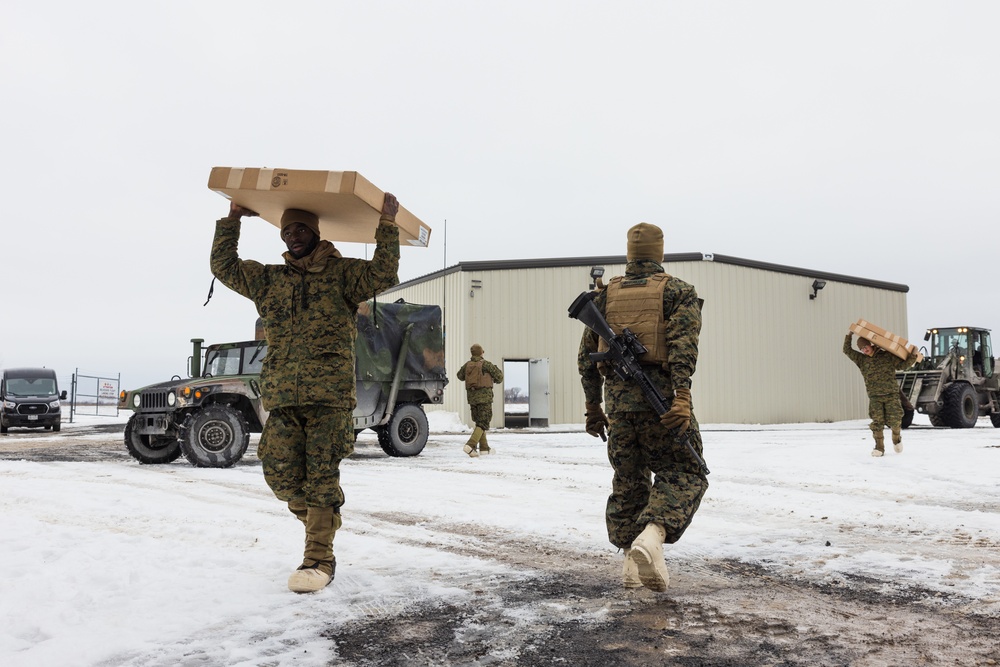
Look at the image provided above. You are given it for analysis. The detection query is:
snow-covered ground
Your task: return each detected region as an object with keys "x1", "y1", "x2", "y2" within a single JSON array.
[{"x1": 1, "y1": 411, "x2": 998, "y2": 666}]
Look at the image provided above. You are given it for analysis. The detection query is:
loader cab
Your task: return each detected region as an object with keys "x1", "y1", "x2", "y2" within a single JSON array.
[{"x1": 925, "y1": 327, "x2": 992, "y2": 378}]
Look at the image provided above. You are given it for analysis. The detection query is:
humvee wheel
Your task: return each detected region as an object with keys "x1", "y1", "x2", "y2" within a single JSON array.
[
  {"x1": 941, "y1": 383, "x2": 978, "y2": 428},
  {"x1": 928, "y1": 413, "x2": 946, "y2": 427},
  {"x1": 991, "y1": 412, "x2": 1000, "y2": 428},
  {"x1": 375, "y1": 403, "x2": 428, "y2": 457},
  {"x1": 179, "y1": 404, "x2": 250, "y2": 468},
  {"x1": 125, "y1": 414, "x2": 182, "y2": 464}
]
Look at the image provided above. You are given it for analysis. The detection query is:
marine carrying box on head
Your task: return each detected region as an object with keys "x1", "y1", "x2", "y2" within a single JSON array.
[
  {"x1": 208, "y1": 167, "x2": 432, "y2": 247},
  {"x1": 849, "y1": 319, "x2": 923, "y2": 362}
]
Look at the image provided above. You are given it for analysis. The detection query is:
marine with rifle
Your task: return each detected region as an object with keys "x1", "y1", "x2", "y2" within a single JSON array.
[{"x1": 574, "y1": 222, "x2": 709, "y2": 593}]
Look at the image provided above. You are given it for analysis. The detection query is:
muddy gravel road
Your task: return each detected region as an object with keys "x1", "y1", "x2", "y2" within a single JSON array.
[{"x1": 2, "y1": 421, "x2": 999, "y2": 666}]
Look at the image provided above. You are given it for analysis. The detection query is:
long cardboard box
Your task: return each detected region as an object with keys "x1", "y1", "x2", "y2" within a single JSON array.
[
  {"x1": 849, "y1": 319, "x2": 923, "y2": 362},
  {"x1": 208, "y1": 167, "x2": 431, "y2": 247}
]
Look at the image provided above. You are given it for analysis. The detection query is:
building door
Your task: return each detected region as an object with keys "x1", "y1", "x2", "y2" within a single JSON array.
[{"x1": 527, "y1": 358, "x2": 550, "y2": 427}]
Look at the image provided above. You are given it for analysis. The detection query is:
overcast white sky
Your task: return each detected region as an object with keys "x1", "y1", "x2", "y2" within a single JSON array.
[{"x1": 2, "y1": 1, "x2": 998, "y2": 391}]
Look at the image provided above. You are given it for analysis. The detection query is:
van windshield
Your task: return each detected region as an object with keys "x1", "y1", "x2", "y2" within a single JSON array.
[{"x1": 6, "y1": 378, "x2": 58, "y2": 397}]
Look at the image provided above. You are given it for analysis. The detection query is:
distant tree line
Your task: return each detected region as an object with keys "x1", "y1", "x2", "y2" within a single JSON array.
[{"x1": 504, "y1": 387, "x2": 528, "y2": 403}]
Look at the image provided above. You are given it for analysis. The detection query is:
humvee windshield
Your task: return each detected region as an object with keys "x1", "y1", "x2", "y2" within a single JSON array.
[{"x1": 204, "y1": 341, "x2": 267, "y2": 377}]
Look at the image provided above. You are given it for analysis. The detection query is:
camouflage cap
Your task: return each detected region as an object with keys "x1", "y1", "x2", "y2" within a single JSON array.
[
  {"x1": 280, "y1": 209, "x2": 321, "y2": 238},
  {"x1": 471, "y1": 344, "x2": 484, "y2": 357},
  {"x1": 626, "y1": 222, "x2": 664, "y2": 261}
]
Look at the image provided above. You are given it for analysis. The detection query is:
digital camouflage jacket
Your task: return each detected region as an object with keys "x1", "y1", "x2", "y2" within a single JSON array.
[
  {"x1": 210, "y1": 216, "x2": 399, "y2": 411},
  {"x1": 843, "y1": 334, "x2": 918, "y2": 397},
  {"x1": 578, "y1": 260, "x2": 702, "y2": 414}
]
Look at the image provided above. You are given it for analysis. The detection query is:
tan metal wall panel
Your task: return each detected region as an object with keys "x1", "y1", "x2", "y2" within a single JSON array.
[{"x1": 385, "y1": 258, "x2": 908, "y2": 426}]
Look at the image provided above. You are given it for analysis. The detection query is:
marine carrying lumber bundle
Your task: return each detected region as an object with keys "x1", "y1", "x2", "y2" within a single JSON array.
[
  {"x1": 208, "y1": 167, "x2": 431, "y2": 247},
  {"x1": 849, "y1": 319, "x2": 923, "y2": 362}
]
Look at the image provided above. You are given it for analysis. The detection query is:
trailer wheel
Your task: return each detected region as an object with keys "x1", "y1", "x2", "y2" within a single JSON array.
[
  {"x1": 179, "y1": 404, "x2": 250, "y2": 468},
  {"x1": 375, "y1": 403, "x2": 428, "y2": 457},
  {"x1": 124, "y1": 414, "x2": 182, "y2": 464},
  {"x1": 901, "y1": 409, "x2": 913, "y2": 429},
  {"x1": 990, "y1": 412, "x2": 1000, "y2": 428},
  {"x1": 940, "y1": 383, "x2": 978, "y2": 428}
]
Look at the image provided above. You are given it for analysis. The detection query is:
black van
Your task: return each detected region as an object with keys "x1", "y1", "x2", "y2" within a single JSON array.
[{"x1": 1, "y1": 368, "x2": 67, "y2": 434}]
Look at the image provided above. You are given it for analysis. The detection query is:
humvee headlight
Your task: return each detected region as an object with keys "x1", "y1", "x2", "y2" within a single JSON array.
[
  {"x1": 167, "y1": 391, "x2": 176, "y2": 407},
  {"x1": 132, "y1": 394, "x2": 141, "y2": 408}
]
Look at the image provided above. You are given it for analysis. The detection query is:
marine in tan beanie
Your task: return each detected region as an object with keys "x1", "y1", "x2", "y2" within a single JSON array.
[
  {"x1": 280, "y1": 209, "x2": 322, "y2": 259},
  {"x1": 626, "y1": 222, "x2": 664, "y2": 262}
]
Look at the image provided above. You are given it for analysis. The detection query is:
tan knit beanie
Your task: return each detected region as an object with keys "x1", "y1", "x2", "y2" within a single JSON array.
[
  {"x1": 626, "y1": 222, "x2": 664, "y2": 261},
  {"x1": 280, "y1": 209, "x2": 321, "y2": 238},
  {"x1": 470, "y1": 344, "x2": 484, "y2": 357}
]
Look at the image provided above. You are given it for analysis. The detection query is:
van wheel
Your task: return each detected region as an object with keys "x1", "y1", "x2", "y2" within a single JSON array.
[
  {"x1": 52, "y1": 420, "x2": 61, "y2": 432},
  {"x1": 179, "y1": 404, "x2": 250, "y2": 468},
  {"x1": 1, "y1": 422, "x2": 7, "y2": 434},
  {"x1": 375, "y1": 404, "x2": 428, "y2": 457},
  {"x1": 125, "y1": 414, "x2": 182, "y2": 464}
]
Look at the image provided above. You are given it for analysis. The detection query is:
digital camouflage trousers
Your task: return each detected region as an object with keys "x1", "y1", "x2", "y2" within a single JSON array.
[
  {"x1": 470, "y1": 402, "x2": 493, "y2": 430},
  {"x1": 258, "y1": 405, "x2": 354, "y2": 509},
  {"x1": 868, "y1": 394, "x2": 903, "y2": 432},
  {"x1": 605, "y1": 411, "x2": 709, "y2": 550}
]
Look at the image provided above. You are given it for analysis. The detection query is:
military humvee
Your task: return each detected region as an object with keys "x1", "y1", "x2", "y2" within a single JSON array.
[
  {"x1": 119, "y1": 299, "x2": 447, "y2": 467},
  {"x1": 897, "y1": 326, "x2": 1000, "y2": 429}
]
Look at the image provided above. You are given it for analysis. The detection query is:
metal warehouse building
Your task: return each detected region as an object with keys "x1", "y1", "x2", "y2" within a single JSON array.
[{"x1": 382, "y1": 253, "x2": 909, "y2": 428}]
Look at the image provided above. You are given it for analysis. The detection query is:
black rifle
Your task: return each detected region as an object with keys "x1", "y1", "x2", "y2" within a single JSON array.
[{"x1": 568, "y1": 290, "x2": 710, "y2": 476}]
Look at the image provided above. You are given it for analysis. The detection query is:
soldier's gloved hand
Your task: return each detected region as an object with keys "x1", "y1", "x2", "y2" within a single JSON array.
[
  {"x1": 660, "y1": 388, "x2": 692, "y2": 435},
  {"x1": 585, "y1": 403, "x2": 609, "y2": 441}
]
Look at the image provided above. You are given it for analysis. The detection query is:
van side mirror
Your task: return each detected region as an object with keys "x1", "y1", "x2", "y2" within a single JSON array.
[{"x1": 61, "y1": 390, "x2": 68, "y2": 400}]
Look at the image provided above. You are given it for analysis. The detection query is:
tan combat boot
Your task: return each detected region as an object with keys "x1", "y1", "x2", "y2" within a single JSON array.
[
  {"x1": 891, "y1": 429, "x2": 903, "y2": 453},
  {"x1": 478, "y1": 429, "x2": 492, "y2": 455},
  {"x1": 622, "y1": 548, "x2": 642, "y2": 589},
  {"x1": 871, "y1": 431, "x2": 885, "y2": 457},
  {"x1": 629, "y1": 522, "x2": 670, "y2": 592},
  {"x1": 464, "y1": 427, "x2": 483, "y2": 457},
  {"x1": 288, "y1": 506, "x2": 337, "y2": 593}
]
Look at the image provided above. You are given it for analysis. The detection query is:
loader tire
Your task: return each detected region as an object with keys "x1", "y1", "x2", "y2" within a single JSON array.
[{"x1": 940, "y1": 383, "x2": 978, "y2": 429}]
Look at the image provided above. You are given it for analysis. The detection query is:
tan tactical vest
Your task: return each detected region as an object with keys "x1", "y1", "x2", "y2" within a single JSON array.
[
  {"x1": 464, "y1": 360, "x2": 494, "y2": 389},
  {"x1": 597, "y1": 274, "x2": 670, "y2": 365}
]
